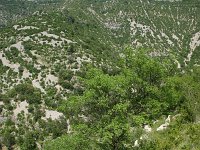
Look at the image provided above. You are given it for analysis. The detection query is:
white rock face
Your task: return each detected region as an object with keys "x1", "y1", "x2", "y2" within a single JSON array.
[
  {"x1": 144, "y1": 125, "x2": 152, "y2": 132},
  {"x1": 128, "y1": 18, "x2": 155, "y2": 38},
  {"x1": 32, "y1": 79, "x2": 45, "y2": 93},
  {"x1": 157, "y1": 115, "x2": 171, "y2": 131},
  {"x1": 55, "y1": 85, "x2": 63, "y2": 93},
  {"x1": 185, "y1": 31, "x2": 200, "y2": 63},
  {"x1": 13, "y1": 101, "x2": 29, "y2": 118},
  {"x1": 156, "y1": 122, "x2": 169, "y2": 131},
  {"x1": 41, "y1": 31, "x2": 75, "y2": 43},
  {"x1": 161, "y1": 32, "x2": 174, "y2": 46},
  {"x1": 13, "y1": 25, "x2": 20, "y2": 30},
  {"x1": 11, "y1": 42, "x2": 22, "y2": 50},
  {"x1": 134, "y1": 140, "x2": 139, "y2": 147},
  {"x1": 22, "y1": 68, "x2": 31, "y2": 78},
  {"x1": 165, "y1": 115, "x2": 171, "y2": 123},
  {"x1": 14, "y1": 25, "x2": 39, "y2": 30},
  {"x1": 31, "y1": 31, "x2": 76, "y2": 47},
  {"x1": 172, "y1": 34, "x2": 180, "y2": 42},
  {"x1": 0, "y1": 52, "x2": 20, "y2": 72},
  {"x1": 175, "y1": 60, "x2": 181, "y2": 69},
  {"x1": 67, "y1": 119, "x2": 71, "y2": 133},
  {"x1": 190, "y1": 32, "x2": 200, "y2": 51},
  {"x1": 43, "y1": 110, "x2": 64, "y2": 120},
  {"x1": 41, "y1": 31, "x2": 59, "y2": 39},
  {"x1": 45, "y1": 74, "x2": 58, "y2": 84}
]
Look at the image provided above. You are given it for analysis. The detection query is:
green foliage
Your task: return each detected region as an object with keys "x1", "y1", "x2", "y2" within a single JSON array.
[
  {"x1": 20, "y1": 131, "x2": 38, "y2": 150},
  {"x1": 10, "y1": 47, "x2": 19, "y2": 57},
  {"x1": 59, "y1": 70, "x2": 74, "y2": 81},
  {"x1": 140, "y1": 122, "x2": 200, "y2": 150},
  {"x1": 1, "y1": 0, "x2": 200, "y2": 149},
  {"x1": 48, "y1": 48, "x2": 193, "y2": 149},
  {"x1": 0, "y1": 0, "x2": 64, "y2": 27},
  {"x1": 44, "y1": 130, "x2": 97, "y2": 150},
  {"x1": 0, "y1": 119, "x2": 16, "y2": 149},
  {"x1": 14, "y1": 83, "x2": 42, "y2": 104}
]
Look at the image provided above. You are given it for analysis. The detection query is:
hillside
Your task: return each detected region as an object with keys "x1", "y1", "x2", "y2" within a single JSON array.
[
  {"x1": 67, "y1": 0, "x2": 200, "y2": 67},
  {"x1": 0, "y1": 0, "x2": 63, "y2": 27},
  {"x1": 0, "y1": 0, "x2": 200, "y2": 149}
]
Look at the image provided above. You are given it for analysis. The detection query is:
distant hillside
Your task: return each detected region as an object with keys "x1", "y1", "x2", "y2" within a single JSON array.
[
  {"x1": 72, "y1": 0, "x2": 200, "y2": 67},
  {"x1": 0, "y1": 0, "x2": 63, "y2": 27},
  {"x1": 0, "y1": 0, "x2": 200, "y2": 149}
]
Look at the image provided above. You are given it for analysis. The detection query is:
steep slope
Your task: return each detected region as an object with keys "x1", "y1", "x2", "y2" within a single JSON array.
[
  {"x1": 0, "y1": 0, "x2": 200, "y2": 149},
  {"x1": 72, "y1": 0, "x2": 200, "y2": 67},
  {"x1": 0, "y1": 9, "x2": 117, "y2": 101},
  {"x1": 0, "y1": 7, "x2": 123, "y2": 148},
  {"x1": 1, "y1": 0, "x2": 200, "y2": 68},
  {"x1": 0, "y1": 0, "x2": 63, "y2": 27}
]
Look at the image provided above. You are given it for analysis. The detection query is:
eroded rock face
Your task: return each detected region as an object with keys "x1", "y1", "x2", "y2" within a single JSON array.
[
  {"x1": 42, "y1": 109, "x2": 64, "y2": 121},
  {"x1": 91, "y1": 0, "x2": 200, "y2": 66},
  {"x1": 157, "y1": 115, "x2": 171, "y2": 131},
  {"x1": 13, "y1": 101, "x2": 29, "y2": 119},
  {"x1": 156, "y1": 123, "x2": 169, "y2": 131},
  {"x1": 144, "y1": 125, "x2": 152, "y2": 132},
  {"x1": 133, "y1": 115, "x2": 179, "y2": 147}
]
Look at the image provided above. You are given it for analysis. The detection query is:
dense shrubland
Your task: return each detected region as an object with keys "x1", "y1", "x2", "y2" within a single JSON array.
[
  {"x1": 44, "y1": 48, "x2": 200, "y2": 150},
  {"x1": 0, "y1": 0, "x2": 64, "y2": 27},
  {"x1": 0, "y1": 0, "x2": 200, "y2": 149}
]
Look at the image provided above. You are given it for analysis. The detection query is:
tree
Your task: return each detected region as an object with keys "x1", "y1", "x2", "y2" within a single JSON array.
[
  {"x1": 20, "y1": 131, "x2": 38, "y2": 150},
  {"x1": 58, "y1": 67, "x2": 133, "y2": 149},
  {"x1": 14, "y1": 83, "x2": 42, "y2": 104},
  {"x1": 44, "y1": 125, "x2": 97, "y2": 150},
  {"x1": 1, "y1": 119, "x2": 16, "y2": 149},
  {"x1": 45, "y1": 48, "x2": 194, "y2": 149}
]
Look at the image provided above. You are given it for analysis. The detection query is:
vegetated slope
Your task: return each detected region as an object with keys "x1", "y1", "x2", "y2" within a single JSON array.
[
  {"x1": 69, "y1": 0, "x2": 200, "y2": 65},
  {"x1": 74, "y1": 0, "x2": 200, "y2": 67},
  {"x1": 0, "y1": 0, "x2": 63, "y2": 28},
  {"x1": 0, "y1": 8, "x2": 118, "y2": 149},
  {"x1": 1, "y1": 0, "x2": 200, "y2": 67},
  {"x1": 0, "y1": 0, "x2": 200, "y2": 149},
  {"x1": 0, "y1": 8, "x2": 116, "y2": 94}
]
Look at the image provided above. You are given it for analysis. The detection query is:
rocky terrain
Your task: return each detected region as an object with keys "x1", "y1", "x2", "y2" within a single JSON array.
[{"x1": 0, "y1": 0, "x2": 200, "y2": 149}]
